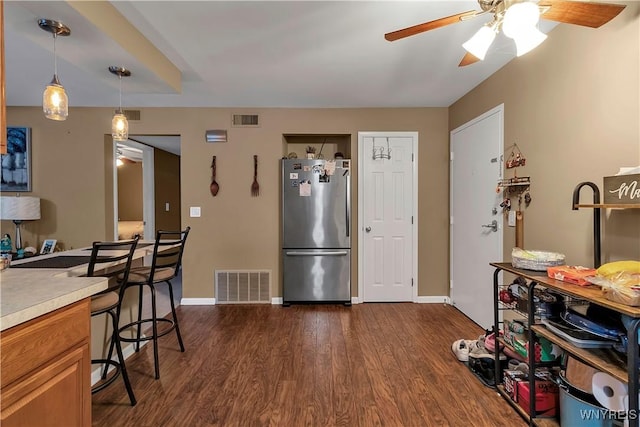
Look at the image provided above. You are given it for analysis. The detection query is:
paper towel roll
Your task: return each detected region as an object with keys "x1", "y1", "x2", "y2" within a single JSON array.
[{"x1": 592, "y1": 372, "x2": 628, "y2": 411}]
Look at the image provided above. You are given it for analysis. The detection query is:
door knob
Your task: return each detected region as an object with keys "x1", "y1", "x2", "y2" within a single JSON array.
[
  {"x1": 365, "y1": 227, "x2": 371, "y2": 233},
  {"x1": 482, "y1": 220, "x2": 498, "y2": 232}
]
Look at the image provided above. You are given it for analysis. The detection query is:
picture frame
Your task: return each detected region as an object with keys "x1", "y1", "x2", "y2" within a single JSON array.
[
  {"x1": 1, "y1": 127, "x2": 32, "y2": 192},
  {"x1": 40, "y1": 239, "x2": 57, "y2": 255}
]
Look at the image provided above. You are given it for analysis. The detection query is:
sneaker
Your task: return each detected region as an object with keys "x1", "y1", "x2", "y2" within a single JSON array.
[
  {"x1": 469, "y1": 341, "x2": 507, "y2": 361},
  {"x1": 451, "y1": 339, "x2": 475, "y2": 362}
]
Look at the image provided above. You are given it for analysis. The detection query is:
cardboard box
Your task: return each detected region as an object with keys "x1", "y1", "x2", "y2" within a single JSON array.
[
  {"x1": 547, "y1": 265, "x2": 597, "y2": 286},
  {"x1": 516, "y1": 380, "x2": 559, "y2": 417},
  {"x1": 603, "y1": 174, "x2": 640, "y2": 204},
  {"x1": 503, "y1": 370, "x2": 526, "y2": 401}
]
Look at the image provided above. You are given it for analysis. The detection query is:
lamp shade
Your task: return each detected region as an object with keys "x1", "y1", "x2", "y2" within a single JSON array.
[
  {"x1": 0, "y1": 196, "x2": 41, "y2": 221},
  {"x1": 462, "y1": 25, "x2": 496, "y2": 61},
  {"x1": 512, "y1": 28, "x2": 548, "y2": 57}
]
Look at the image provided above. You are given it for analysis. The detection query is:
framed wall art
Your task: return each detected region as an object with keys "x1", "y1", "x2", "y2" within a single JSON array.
[{"x1": 1, "y1": 127, "x2": 32, "y2": 192}]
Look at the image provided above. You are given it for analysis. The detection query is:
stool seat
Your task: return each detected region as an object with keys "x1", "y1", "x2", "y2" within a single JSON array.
[
  {"x1": 91, "y1": 291, "x2": 119, "y2": 313},
  {"x1": 122, "y1": 266, "x2": 175, "y2": 284}
]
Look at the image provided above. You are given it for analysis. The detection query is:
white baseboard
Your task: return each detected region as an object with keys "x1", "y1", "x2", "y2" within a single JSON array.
[
  {"x1": 415, "y1": 296, "x2": 450, "y2": 304},
  {"x1": 180, "y1": 298, "x2": 216, "y2": 305},
  {"x1": 271, "y1": 297, "x2": 283, "y2": 305},
  {"x1": 91, "y1": 339, "x2": 147, "y2": 385},
  {"x1": 351, "y1": 297, "x2": 362, "y2": 304}
]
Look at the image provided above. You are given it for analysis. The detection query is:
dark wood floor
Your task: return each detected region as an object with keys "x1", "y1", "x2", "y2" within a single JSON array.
[{"x1": 92, "y1": 303, "x2": 527, "y2": 426}]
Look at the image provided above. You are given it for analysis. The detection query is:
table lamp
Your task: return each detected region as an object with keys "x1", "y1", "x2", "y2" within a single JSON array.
[{"x1": 0, "y1": 196, "x2": 41, "y2": 256}]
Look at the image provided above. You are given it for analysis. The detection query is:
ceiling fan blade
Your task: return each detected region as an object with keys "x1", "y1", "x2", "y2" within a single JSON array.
[
  {"x1": 385, "y1": 10, "x2": 478, "y2": 42},
  {"x1": 458, "y1": 52, "x2": 481, "y2": 67},
  {"x1": 539, "y1": 1, "x2": 626, "y2": 28}
]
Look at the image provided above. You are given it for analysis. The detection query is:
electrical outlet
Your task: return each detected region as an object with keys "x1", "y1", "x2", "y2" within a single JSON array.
[
  {"x1": 165, "y1": 202, "x2": 170, "y2": 212},
  {"x1": 189, "y1": 207, "x2": 201, "y2": 217}
]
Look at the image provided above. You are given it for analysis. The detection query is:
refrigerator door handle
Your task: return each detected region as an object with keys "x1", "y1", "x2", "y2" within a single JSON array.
[
  {"x1": 286, "y1": 251, "x2": 349, "y2": 256},
  {"x1": 345, "y1": 172, "x2": 350, "y2": 238}
]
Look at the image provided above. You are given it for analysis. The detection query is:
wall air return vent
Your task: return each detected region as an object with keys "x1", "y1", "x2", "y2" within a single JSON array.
[
  {"x1": 215, "y1": 270, "x2": 271, "y2": 304},
  {"x1": 122, "y1": 110, "x2": 141, "y2": 121},
  {"x1": 231, "y1": 114, "x2": 260, "y2": 127}
]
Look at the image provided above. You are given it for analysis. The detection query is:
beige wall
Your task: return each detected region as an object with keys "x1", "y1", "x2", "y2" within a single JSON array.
[
  {"x1": 449, "y1": 2, "x2": 640, "y2": 266},
  {"x1": 4, "y1": 3, "x2": 638, "y2": 301},
  {"x1": 154, "y1": 148, "x2": 181, "y2": 232},
  {"x1": 2, "y1": 107, "x2": 450, "y2": 299},
  {"x1": 117, "y1": 162, "x2": 143, "y2": 220}
]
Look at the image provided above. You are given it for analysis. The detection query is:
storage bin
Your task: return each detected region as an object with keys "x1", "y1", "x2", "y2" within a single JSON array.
[{"x1": 559, "y1": 373, "x2": 623, "y2": 427}]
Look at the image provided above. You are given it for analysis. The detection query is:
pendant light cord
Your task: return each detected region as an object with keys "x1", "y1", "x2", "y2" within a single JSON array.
[
  {"x1": 119, "y1": 75, "x2": 123, "y2": 113},
  {"x1": 53, "y1": 33, "x2": 58, "y2": 77}
]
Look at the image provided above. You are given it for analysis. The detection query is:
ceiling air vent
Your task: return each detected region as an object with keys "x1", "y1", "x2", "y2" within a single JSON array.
[
  {"x1": 231, "y1": 114, "x2": 259, "y2": 127},
  {"x1": 123, "y1": 110, "x2": 141, "y2": 121}
]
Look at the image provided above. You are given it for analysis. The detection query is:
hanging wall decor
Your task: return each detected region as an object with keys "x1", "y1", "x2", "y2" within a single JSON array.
[{"x1": 210, "y1": 156, "x2": 219, "y2": 196}]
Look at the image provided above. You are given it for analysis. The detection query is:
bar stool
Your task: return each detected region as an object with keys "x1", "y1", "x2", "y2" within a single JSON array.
[
  {"x1": 87, "y1": 236, "x2": 139, "y2": 406},
  {"x1": 117, "y1": 227, "x2": 190, "y2": 380}
]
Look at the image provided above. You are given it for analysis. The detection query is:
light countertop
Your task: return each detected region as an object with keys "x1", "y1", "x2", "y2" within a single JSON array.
[
  {"x1": 0, "y1": 268, "x2": 108, "y2": 331},
  {"x1": 0, "y1": 242, "x2": 162, "y2": 331}
]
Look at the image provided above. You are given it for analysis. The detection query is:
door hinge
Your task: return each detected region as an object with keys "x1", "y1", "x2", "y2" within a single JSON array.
[
  {"x1": 411, "y1": 216, "x2": 414, "y2": 224},
  {"x1": 450, "y1": 152, "x2": 454, "y2": 161},
  {"x1": 450, "y1": 216, "x2": 454, "y2": 225},
  {"x1": 411, "y1": 278, "x2": 414, "y2": 287},
  {"x1": 412, "y1": 153, "x2": 414, "y2": 162},
  {"x1": 450, "y1": 279, "x2": 453, "y2": 290}
]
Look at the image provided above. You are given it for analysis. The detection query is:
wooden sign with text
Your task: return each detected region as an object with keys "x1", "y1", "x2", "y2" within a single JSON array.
[{"x1": 603, "y1": 174, "x2": 640, "y2": 204}]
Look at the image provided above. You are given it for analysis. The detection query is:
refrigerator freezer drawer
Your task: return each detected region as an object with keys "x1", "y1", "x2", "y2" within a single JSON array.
[{"x1": 283, "y1": 249, "x2": 351, "y2": 303}]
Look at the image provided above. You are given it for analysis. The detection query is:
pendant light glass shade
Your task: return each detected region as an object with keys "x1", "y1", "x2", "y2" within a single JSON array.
[
  {"x1": 112, "y1": 111, "x2": 129, "y2": 141},
  {"x1": 39, "y1": 19, "x2": 70, "y2": 121},
  {"x1": 42, "y1": 76, "x2": 68, "y2": 121},
  {"x1": 109, "y1": 66, "x2": 131, "y2": 142}
]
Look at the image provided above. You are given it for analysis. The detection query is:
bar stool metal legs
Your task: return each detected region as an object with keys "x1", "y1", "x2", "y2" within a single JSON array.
[
  {"x1": 119, "y1": 279, "x2": 185, "y2": 380},
  {"x1": 91, "y1": 294, "x2": 136, "y2": 406}
]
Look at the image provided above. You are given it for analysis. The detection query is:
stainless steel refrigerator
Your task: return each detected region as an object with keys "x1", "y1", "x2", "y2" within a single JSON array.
[{"x1": 281, "y1": 158, "x2": 351, "y2": 305}]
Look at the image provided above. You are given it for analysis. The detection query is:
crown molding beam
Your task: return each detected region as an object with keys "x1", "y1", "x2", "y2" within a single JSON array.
[{"x1": 67, "y1": 0, "x2": 181, "y2": 94}]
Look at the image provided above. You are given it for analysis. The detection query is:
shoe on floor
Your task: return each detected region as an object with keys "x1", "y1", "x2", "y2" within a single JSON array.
[{"x1": 451, "y1": 339, "x2": 475, "y2": 362}]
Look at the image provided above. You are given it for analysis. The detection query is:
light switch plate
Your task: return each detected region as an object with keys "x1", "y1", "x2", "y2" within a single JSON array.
[
  {"x1": 190, "y1": 207, "x2": 201, "y2": 217},
  {"x1": 508, "y1": 210, "x2": 516, "y2": 227}
]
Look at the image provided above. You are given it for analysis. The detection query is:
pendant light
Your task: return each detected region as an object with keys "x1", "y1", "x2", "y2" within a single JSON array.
[
  {"x1": 109, "y1": 66, "x2": 131, "y2": 141},
  {"x1": 38, "y1": 19, "x2": 70, "y2": 121}
]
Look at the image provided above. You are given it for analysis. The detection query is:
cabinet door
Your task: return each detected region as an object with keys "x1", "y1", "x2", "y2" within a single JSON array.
[{"x1": 1, "y1": 345, "x2": 89, "y2": 427}]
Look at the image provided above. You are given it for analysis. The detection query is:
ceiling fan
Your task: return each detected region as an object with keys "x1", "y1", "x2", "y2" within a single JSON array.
[{"x1": 384, "y1": 0, "x2": 626, "y2": 67}]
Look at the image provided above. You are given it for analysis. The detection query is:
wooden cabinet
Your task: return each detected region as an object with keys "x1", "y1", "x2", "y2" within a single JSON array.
[{"x1": 1, "y1": 299, "x2": 92, "y2": 427}]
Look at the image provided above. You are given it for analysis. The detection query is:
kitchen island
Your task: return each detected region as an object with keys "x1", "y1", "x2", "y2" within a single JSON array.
[{"x1": 0, "y1": 267, "x2": 109, "y2": 427}]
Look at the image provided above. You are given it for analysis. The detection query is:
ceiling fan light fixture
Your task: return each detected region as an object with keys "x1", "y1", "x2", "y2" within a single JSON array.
[
  {"x1": 462, "y1": 24, "x2": 496, "y2": 61},
  {"x1": 502, "y1": 1, "x2": 541, "y2": 39},
  {"x1": 512, "y1": 27, "x2": 548, "y2": 56}
]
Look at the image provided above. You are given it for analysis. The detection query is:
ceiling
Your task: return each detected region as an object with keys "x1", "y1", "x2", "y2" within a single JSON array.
[{"x1": 4, "y1": 1, "x2": 560, "y2": 155}]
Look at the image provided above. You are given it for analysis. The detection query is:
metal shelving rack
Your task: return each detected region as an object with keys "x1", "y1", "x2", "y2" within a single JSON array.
[{"x1": 492, "y1": 262, "x2": 640, "y2": 427}]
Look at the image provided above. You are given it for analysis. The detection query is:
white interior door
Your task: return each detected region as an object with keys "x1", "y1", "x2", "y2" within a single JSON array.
[
  {"x1": 450, "y1": 105, "x2": 504, "y2": 329},
  {"x1": 359, "y1": 132, "x2": 417, "y2": 302}
]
